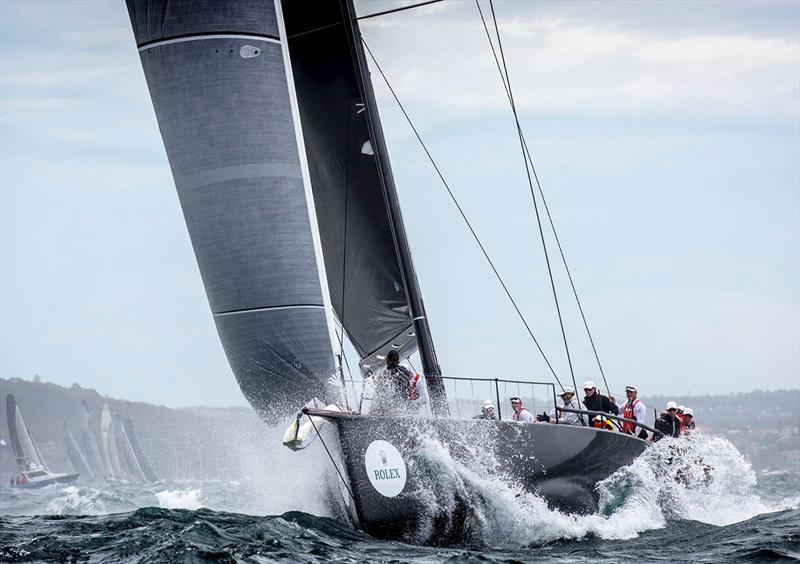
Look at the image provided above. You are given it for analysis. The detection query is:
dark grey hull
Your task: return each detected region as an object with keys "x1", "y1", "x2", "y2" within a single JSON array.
[{"x1": 329, "y1": 416, "x2": 647, "y2": 541}]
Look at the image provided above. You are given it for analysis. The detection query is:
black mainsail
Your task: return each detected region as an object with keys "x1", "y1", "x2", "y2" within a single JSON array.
[{"x1": 126, "y1": 0, "x2": 445, "y2": 416}]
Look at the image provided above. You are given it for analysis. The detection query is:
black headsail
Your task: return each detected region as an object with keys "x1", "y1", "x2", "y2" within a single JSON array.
[{"x1": 282, "y1": 0, "x2": 447, "y2": 413}]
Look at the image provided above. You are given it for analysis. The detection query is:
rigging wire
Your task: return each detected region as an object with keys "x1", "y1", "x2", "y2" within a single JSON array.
[
  {"x1": 361, "y1": 38, "x2": 568, "y2": 395},
  {"x1": 474, "y1": 0, "x2": 611, "y2": 395},
  {"x1": 357, "y1": 0, "x2": 444, "y2": 21},
  {"x1": 478, "y1": 0, "x2": 580, "y2": 402},
  {"x1": 336, "y1": 108, "x2": 355, "y2": 409},
  {"x1": 306, "y1": 414, "x2": 356, "y2": 502}
]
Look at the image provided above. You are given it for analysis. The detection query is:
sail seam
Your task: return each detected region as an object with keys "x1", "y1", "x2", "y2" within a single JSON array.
[
  {"x1": 138, "y1": 32, "x2": 280, "y2": 52},
  {"x1": 213, "y1": 304, "x2": 325, "y2": 317}
]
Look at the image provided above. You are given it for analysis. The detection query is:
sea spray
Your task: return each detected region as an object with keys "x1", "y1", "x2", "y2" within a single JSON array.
[
  {"x1": 155, "y1": 488, "x2": 204, "y2": 510},
  {"x1": 399, "y1": 429, "x2": 793, "y2": 546}
]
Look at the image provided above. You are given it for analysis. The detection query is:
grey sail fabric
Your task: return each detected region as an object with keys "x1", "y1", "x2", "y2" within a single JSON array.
[
  {"x1": 282, "y1": 1, "x2": 418, "y2": 367},
  {"x1": 126, "y1": 0, "x2": 337, "y2": 416}
]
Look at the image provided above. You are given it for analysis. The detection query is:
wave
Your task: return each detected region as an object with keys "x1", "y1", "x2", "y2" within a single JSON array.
[{"x1": 404, "y1": 431, "x2": 798, "y2": 546}]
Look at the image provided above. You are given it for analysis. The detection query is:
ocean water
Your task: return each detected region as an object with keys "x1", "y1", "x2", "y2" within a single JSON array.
[{"x1": 1, "y1": 433, "x2": 798, "y2": 562}]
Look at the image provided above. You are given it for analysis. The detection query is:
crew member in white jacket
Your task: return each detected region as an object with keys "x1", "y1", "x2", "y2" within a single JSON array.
[{"x1": 548, "y1": 386, "x2": 586, "y2": 426}]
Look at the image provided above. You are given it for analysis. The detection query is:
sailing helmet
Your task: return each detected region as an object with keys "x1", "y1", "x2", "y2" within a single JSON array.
[
  {"x1": 666, "y1": 401, "x2": 678, "y2": 410},
  {"x1": 582, "y1": 380, "x2": 596, "y2": 390}
]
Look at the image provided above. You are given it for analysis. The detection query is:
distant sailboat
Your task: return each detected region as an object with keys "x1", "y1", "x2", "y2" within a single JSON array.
[
  {"x1": 113, "y1": 414, "x2": 146, "y2": 482},
  {"x1": 79, "y1": 400, "x2": 107, "y2": 479},
  {"x1": 5, "y1": 394, "x2": 78, "y2": 488},
  {"x1": 63, "y1": 423, "x2": 96, "y2": 481},
  {"x1": 100, "y1": 402, "x2": 123, "y2": 479},
  {"x1": 123, "y1": 417, "x2": 158, "y2": 482}
]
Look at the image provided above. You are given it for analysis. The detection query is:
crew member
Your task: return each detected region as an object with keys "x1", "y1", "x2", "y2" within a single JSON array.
[
  {"x1": 653, "y1": 401, "x2": 681, "y2": 441},
  {"x1": 618, "y1": 384, "x2": 648, "y2": 439},
  {"x1": 582, "y1": 381, "x2": 618, "y2": 417},
  {"x1": 370, "y1": 350, "x2": 428, "y2": 415},
  {"x1": 510, "y1": 396, "x2": 534, "y2": 423},
  {"x1": 474, "y1": 400, "x2": 497, "y2": 420},
  {"x1": 682, "y1": 407, "x2": 696, "y2": 434},
  {"x1": 676, "y1": 405, "x2": 686, "y2": 432},
  {"x1": 545, "y1": 386, "x2": 585, "y2": 426},
  {"x1": 592, "y1": 415, "x2": 615, "y2": 430}
]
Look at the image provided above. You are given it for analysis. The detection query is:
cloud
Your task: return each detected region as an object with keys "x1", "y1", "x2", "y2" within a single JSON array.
[{"x1": 361, "y1": 7, "x2": 800, "y2": 123}]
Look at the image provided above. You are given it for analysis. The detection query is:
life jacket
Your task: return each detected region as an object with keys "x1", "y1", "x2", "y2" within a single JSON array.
[
  {"x1": 622, "y1": 399, "x2": 641, "y2": 434},
  {"x1": 592, "y1": 416, "x2": 615, "y2": 430},
  {"x1": 409, "y1": 373, "x2": 421, "y2": 401}
]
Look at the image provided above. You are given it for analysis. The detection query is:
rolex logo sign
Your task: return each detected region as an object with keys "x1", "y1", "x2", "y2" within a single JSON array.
[{"x1": 365, "y1": 440, "x2": 407, "y2": 497}]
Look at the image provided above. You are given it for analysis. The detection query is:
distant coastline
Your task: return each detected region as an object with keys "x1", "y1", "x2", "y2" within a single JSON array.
[{"x1": 1, "y1": 377, "x2": 798, "y2": 482}]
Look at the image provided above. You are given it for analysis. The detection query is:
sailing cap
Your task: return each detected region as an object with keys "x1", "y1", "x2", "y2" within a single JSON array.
[
  {"x1": 625, "y1": 385, "x2": 637, "y2": 392},
  {"x1": 677, "y1": 405, "x2": 686, "y2": 413},
  {"x1": 560, "y1": 386, "x2": 575, "y2": 395},
  {"x1": 683, "y1": 407, "x2": 694, "y2": 416},
  {"x1": 582, "y1": 380, "x2": 596, "y2": 389},
  {"x1": 666, "y1": 401, "x2": 678, "y2": 410},
  {"x1": 483, "y1": 400, "x2": 494, "y2": 409},
  {"x1": 509, "y1": 396, "x2": 522, "y2": 402}
]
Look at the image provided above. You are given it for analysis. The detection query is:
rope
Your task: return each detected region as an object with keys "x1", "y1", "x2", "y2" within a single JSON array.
[
  {"x1": 361, "y1": 39, "x2": 567, "y2": 394},
  {"x1": 306, "y1": 414, "x2": 356, "y2": 503},
  {"x1": 474, "y1": 0, "x2": 611, "y2": 396},
  {"x1": 482, "y1": 0, "x2": 580, "y2": 403}
]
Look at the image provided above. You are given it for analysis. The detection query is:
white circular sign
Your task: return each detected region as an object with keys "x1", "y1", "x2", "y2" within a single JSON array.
[{"x1": 364, "y1": 440, "x2": 407, "y2": 497}]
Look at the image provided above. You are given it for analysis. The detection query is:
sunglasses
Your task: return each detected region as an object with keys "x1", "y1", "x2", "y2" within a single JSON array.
[{"x1": 667, "y1": 408, "x2": 677, "y2": 412}]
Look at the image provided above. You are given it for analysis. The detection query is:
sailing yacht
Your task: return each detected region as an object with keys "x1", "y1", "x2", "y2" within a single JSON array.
[
  {"x1": 126, "y1": 0, "x2": 656, "y2": 541},
  {"x1": 5, "y1": 395, "x2": 78, "y2": 488}
]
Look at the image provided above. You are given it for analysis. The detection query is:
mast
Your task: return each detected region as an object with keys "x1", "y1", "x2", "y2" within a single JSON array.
[{"x1": 340, "y1": 0, "x2": 447, "y2": 415}]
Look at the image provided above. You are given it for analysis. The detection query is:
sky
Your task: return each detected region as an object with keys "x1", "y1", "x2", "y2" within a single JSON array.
[{"x1": 1, "y1": 0, "x2": 798, "y2": 408}]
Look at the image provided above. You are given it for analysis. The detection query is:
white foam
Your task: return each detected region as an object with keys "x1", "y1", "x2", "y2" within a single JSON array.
[
  {"x1": 155, "y1": 488, "x2": 204, "y2": 510},
  {"x1": 404, "y1": 430, "x2": 795, "y2": 545},
  {"x1": 45, "y1": 485, "x2": 106, "y2": 515}
]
